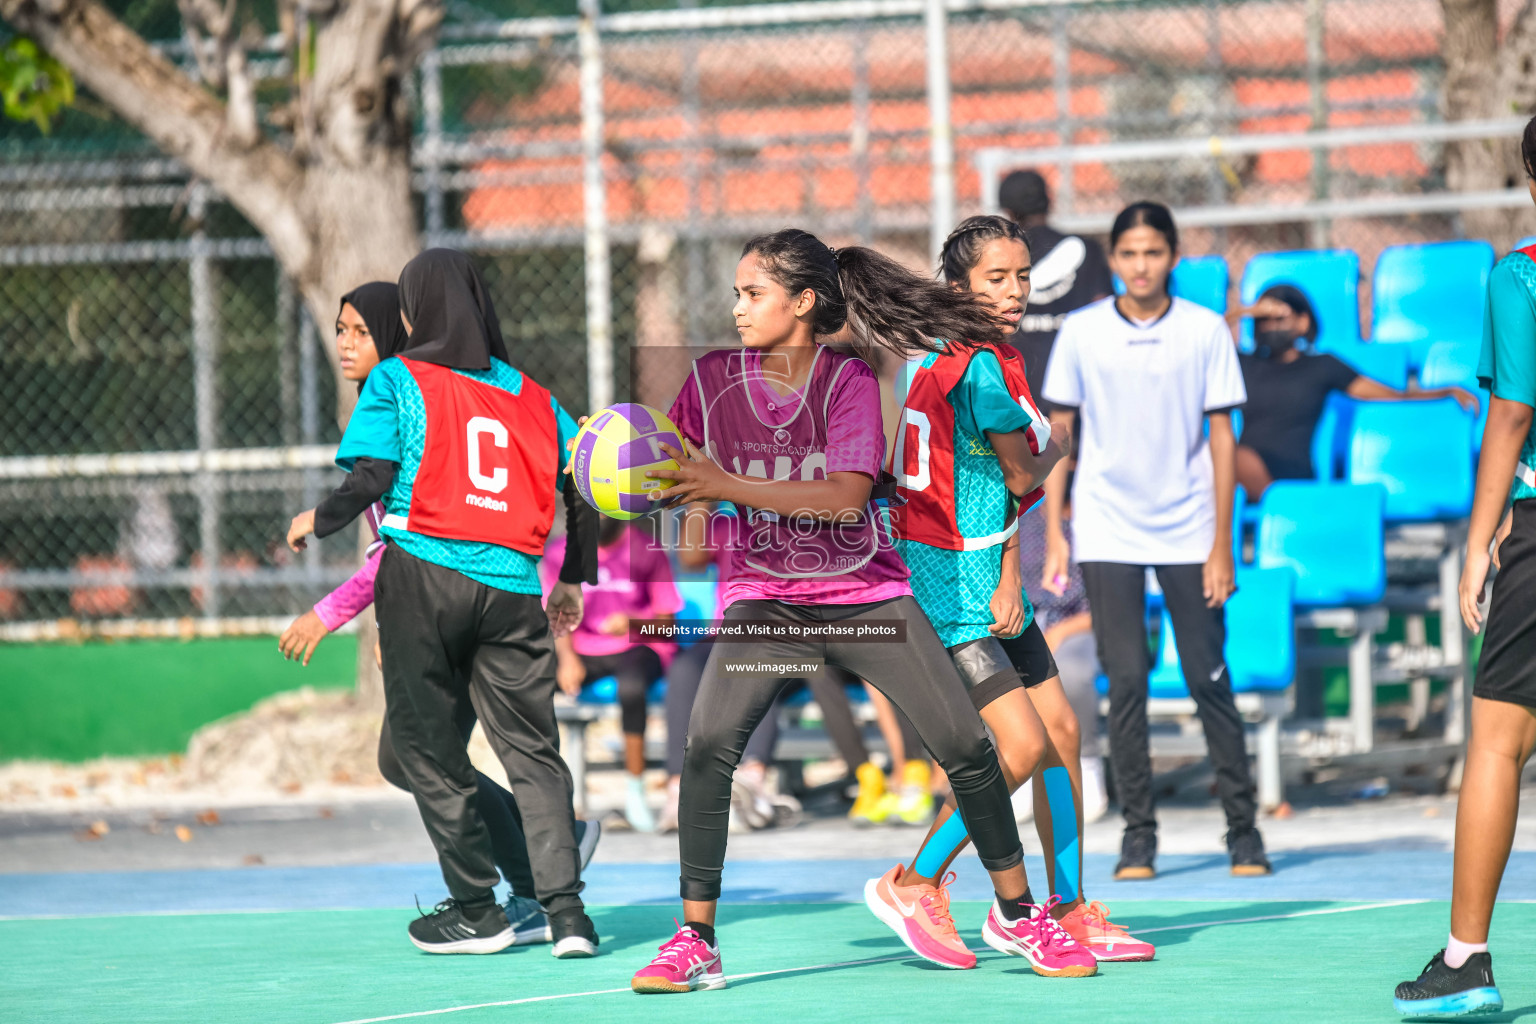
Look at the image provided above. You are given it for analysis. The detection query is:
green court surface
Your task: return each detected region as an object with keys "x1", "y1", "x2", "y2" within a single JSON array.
[
  {"x1": 0, "y1": 635, "x2": 356, "y2": 761},
  {"x1": 5, "y1": 900, "x2": 1533, "y2": 1024}
]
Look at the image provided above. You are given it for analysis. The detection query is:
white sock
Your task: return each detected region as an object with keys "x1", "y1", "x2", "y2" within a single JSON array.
[{"x1": 1444, "y1": 934, "x2": 1488, "y2": 969}]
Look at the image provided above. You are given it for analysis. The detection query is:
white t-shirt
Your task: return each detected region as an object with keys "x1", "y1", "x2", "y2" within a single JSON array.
[{"x1": 1042, "y1": 295, "x2": 1246, "y2": 565}]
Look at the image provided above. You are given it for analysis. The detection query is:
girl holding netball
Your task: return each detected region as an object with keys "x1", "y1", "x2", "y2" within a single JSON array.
[
  {"x1": 628, "y1": 229, "x2": 1094, "y2": 993},
  {"x1": 866, "y1": 215, "x2": 1154, "y2": 967},
  {"x1": 1040, "y1": 202, "x2": 1267, "y2": 880}
]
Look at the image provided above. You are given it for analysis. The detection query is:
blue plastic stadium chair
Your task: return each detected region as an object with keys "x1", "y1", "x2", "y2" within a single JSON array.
[
  {"x1": 1170, "y1": 255, "x2": 1230, "y2": 314},
  {"x1": 1226, "y1": 566, "x2": 1298, "y2": 693},
  {"x1": 578, "y1": 675, "x2": 668, "y2": 705},
  {"x1": 1255, "y1": 481, "x2": 1386, "y2": 606},
  {"x1": 1371, "y1": 240, "x2": 1494, "y2": 372},
  {"x1": 1240, "y1": 250, "x2": 1362, "y2": 354},
  {"x1": 1421, "y1": 338, "x2": 1490, "y2": 453},
  {"x1": 1330, "y1": 341, "x2": 1410, "y2": 391},
  {"x1": 1345, "y1": 399, "x2": 1475, "y2": 522},
  {"x1": 673, "y1": 576, "x2": 719, "y2": 647},
  {"x1": 1310, "y1": 392, "x2": 1355, "y2": 481},
  {"x1": 1147, "y1": 566, "x2": 1297, "y2": 699}
]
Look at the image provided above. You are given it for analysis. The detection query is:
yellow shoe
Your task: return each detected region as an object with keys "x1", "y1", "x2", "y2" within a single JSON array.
[
  {"x1": 849, "y1": 762, "x2": 888, "y2": 826},
  {"x1": 895, "y1": 761, "x2": 935, "y2": 826}
]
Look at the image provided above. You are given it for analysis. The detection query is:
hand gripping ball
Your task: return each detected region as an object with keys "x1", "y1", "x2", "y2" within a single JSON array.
[{"x1": 569, "y1": 403, "x2": 683, "y2": 520}]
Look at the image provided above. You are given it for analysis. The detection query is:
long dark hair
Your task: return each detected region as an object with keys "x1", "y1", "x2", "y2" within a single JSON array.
[
  {"x1": 939, "y1": 215, "x2": 1030, "y2": 286},
  {"x1": 740, "y1": 228, "x2": 1009, "y2": 359},
  {"x1": 1522, "y1": 114, "x2": 1536, "y2": 180},
  {"x1": 1109, "y1": 201, "x2": 1179, "y2": 253}
]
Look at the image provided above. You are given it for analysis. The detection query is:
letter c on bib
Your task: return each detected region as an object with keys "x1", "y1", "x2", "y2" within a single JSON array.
[{"x1": 467, "y1": 416, "x2": 509, "y2": 493}]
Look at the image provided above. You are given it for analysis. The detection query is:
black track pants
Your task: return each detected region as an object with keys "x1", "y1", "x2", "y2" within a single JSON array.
[
  {"x1": 375, "y1": 544, "x2": 583, "y2": 913},
  {"x1": 665, "y1": 641, "x2": 871, "y2": 776},
  {"x1": 677, "y1": 597, "x2": 1021, "y2": 902},
  {"x1": 377, "y1": 709, "x2": 537, "y2": 901},
  {"x1": 1079, "y1": 561, "x2": 1257, "y2": 836}
]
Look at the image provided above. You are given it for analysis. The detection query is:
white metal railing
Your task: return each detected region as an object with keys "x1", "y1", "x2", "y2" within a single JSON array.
[
  {"x1": 976, "y1": 117, "x2": 1532, "y2": 231},
  {"x1": 0, "y1": 445, "x2": 338, "y2": 481}
]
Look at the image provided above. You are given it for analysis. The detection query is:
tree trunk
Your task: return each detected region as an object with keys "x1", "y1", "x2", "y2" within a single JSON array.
[
  {"x1": 1441, "y1": 0, "x2": 1534, "y2": 248},
  {"x1": 0, "y1": 0, "x2": 425, "y2": 423},
  {"x1": 0, "y1": 0, "x2": 430, "y2": 699}
]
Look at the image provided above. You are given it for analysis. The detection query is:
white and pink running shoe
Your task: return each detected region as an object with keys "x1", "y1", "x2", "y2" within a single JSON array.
[
  {"x1": 631, "y1": 924, "x2": 727, "y2": 993},
  {"x1": 981, "y1": 895, "x2": 1098, "y2": 977},
  {"x1": 863, "y1": 863, "x2": 976, "y2": 970}
]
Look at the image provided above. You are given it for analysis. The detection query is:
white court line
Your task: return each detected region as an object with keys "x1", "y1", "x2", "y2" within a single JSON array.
[
  {"x1": 325, "y1": 900, "x2": 1428, "y2": 1024},
  {"x1": 1132, "y1": 898, "x2": 1429, "y2": 935},
  {"x1": 328, "y1": 954, "x2": 913, "y2": 1024}
]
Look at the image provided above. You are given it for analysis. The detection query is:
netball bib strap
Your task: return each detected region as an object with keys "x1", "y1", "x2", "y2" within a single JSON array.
[
  {"x1": 891, "y1": 342, "x2": 1048, "y2": 551},
  {"x1": 395, "y1": 358, "x2": 558, "y2": 555}
]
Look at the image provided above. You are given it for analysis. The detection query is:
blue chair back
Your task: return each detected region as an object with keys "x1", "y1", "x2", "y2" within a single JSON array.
[
  {"x1": 1330, "y1": 341, "x2": 1410, "y2": 391},
  {"x1": 675, "y1": 577, "x2": 719, "y2": 627},
  {"x1": 1371, "y1": 240, "x2": 1494, "y2": 371},
  {"x1": 1226, "y1": 566, "x2": 1297, "y2": 692},
  {"x1": 578, "y1": 675, "x2": 668, "y2": 705},
  {"x1": 1344, "y1": 399, "x2": 1475, "y2": 522},
  {"x1": 1421, "y1": 339, "x2": 1489, "y2": 453},
  {"x1": 1310, "y1": 393, "x2": 1348, "y2": 480},
  {"x1": 1170, "y1": 255, "x2": 1230, "y2": 313},
  {"x1": 1255, "y1": 481, "x2": 1386, "y2": 606},
  {"x1": 1240, "y1": 250, "x2": 1362, "y2": 354},
  {"x1": 1145, "y1": 567, "x2": 1295, "y2": 698}
]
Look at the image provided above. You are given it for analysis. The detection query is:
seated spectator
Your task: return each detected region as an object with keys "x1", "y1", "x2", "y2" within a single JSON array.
[
  {"x1": 543, "y1": 516, "x2": 682, "y2": 833},
  {"x1": 1230, "y1": 283, "x2": 1481, "y2": 497}
]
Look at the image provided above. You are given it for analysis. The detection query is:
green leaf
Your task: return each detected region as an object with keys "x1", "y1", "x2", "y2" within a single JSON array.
[{"x1": 0, "y1": 35, "x2": 77, "y2": 134}]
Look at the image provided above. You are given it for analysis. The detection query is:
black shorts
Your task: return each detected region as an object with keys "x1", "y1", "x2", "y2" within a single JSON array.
[
  {"x1": 947, "y1": 620, "x2": 1060, "y2": 711},
  {"x1": 1474, "y1": 499, "x2": 1536, "y2": 711}
]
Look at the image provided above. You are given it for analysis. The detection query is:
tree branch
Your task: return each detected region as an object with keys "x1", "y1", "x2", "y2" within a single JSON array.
[{"x1": 0, "y1": 0, "x2": 314, "y2": 274}]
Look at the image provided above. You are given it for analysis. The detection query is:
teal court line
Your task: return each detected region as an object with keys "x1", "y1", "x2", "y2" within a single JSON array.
[{"x1": 324, "y1": 899, "x2": 1427, "y2": 1024}]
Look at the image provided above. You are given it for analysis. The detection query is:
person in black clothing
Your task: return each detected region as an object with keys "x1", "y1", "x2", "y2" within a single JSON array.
[
  {"x1": 998, "y1": 169, "x2": 1114, "y2": 407},
  {"x1": 1229, "y1": 283, "x2": 1480, "y2": 497}
]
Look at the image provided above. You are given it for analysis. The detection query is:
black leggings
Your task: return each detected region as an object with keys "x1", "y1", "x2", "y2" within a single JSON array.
[
  {"x1": 1080, "y1": 561, "x2": 1257, "y2": 836},
  {"x1": 665, "y1": 638, "x2": 871, "y2": 776},
  {"x1": 579, "y1": 646, "x2": 665, "y2": 736},
  {"x1": 678, "y1": 596, "x2": 1020, "y2": 901},
  {"x1": 378, "y1": 711, "x2": 537, "y2": 900}
]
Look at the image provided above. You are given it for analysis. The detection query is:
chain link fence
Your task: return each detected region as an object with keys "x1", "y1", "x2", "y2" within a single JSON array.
[{"x1": 1, "y1": 0, "x2": 1526, "y2": 631}]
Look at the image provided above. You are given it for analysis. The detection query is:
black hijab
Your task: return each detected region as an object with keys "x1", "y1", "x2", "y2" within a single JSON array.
[
  {"x1": 397, "y1": 248, "x2": 510, "y2": 370},
  {"x1": 338, "y1": 282, "x2": 411, "y2": 392}
]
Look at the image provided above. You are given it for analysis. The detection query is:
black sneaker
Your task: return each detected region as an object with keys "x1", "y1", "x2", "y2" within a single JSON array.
[
  {"x1": 550, "y1": 907, "x2": 599, "y2": 959},
  {"x1": 1114, "y1": 828, "x2": 1157, "y2": 880},
  {"x1": 1394, "y1": 951, "x2": 1503, "y2": 1017},
  {"x1": 504, "y1": 894, "x2": 552, "y2": 946},
  {"x1": 408, "y1": 898, "x2": 513, "y2": 954},
  {"x1": 575, "y1": 818, "x2": 602, "y2": 873},
  {"x1": 1226, "y1": 827, "x2": 1272, "y2": 877}
]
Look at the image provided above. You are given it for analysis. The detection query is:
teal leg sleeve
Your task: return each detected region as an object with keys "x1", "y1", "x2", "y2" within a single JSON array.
[
  {"x1": 1043, "y1": 766, "x2": 1080, "y2": 902},
  {"x1": 912, "y1": 808, "x2": 970, "y2": 877}
]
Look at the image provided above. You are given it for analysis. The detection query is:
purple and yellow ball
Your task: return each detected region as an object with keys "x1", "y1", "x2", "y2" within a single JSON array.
[{"x1": 569, "y1": 403, "x2": 683, "y2": 520}]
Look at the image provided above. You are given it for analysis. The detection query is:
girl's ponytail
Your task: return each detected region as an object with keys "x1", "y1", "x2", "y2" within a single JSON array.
[{"x1": 740, "y1": 229, "x2": 1008, "y2": 361}]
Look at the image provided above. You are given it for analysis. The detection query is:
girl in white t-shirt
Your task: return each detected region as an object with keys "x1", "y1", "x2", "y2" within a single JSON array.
[{"x1": 1039, "y1": 202, "x2": 1269, "y2": 881}]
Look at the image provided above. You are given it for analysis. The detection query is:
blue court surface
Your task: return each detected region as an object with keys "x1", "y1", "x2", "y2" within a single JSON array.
[{"x1": 3, "y1": 852, "x2": 1534, "y2": 1024}]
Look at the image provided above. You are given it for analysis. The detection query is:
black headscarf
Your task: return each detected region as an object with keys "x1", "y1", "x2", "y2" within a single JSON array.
[
  {"x1": 338, "y1": 282, "x2": 411, "y2": 392},
  {"x1": 396, "y1": 248, "x2": 510, "y2": 370}
]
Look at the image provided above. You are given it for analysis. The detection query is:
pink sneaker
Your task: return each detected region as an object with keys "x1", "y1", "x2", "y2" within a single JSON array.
[
  {"x1": 1057, "y1": 899, "x2": 1156, "y2": 962},
  {"x1": 981, "y1": 895, "x2": 1098, "y2": 977},
  {"x1": 631, "y1": 925, "x2": 726, "y2": 993},
  {"x1": 863, "y1": 863, "x2": 976, "y2": 970}
]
